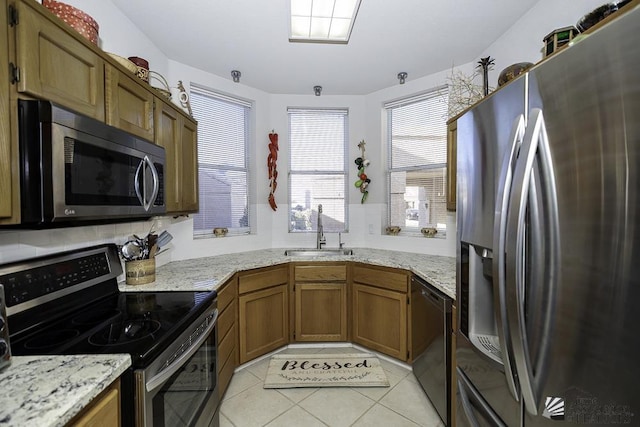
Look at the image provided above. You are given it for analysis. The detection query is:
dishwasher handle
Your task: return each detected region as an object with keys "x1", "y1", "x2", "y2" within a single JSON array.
[{"x1": 413, "y1": 277, "x2": 452, "y2": 313}]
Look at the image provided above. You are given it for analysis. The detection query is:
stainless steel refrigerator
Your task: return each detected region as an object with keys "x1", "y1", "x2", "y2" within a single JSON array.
[{"x1": 456, "y1": 4, "x2": 640, "y2": 426}]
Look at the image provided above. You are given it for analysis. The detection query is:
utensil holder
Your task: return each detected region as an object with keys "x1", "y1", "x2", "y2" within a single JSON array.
[{"x1": 125, "y1": 258, "x2": 156, "y2": 285}]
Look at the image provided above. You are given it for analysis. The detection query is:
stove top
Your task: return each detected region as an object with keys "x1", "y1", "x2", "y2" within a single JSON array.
[{"x1": 1, "y1": 244, "x2": 217, "y2": 368}]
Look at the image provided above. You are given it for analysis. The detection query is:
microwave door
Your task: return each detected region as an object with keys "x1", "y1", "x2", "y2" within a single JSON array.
[{"x1": 51, "y1": 124, "x2": 150, "y2": 221}]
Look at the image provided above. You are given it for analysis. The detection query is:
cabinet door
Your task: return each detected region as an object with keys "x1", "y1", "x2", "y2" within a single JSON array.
[
  {"x1": 105, "y1": 64, "x2": 154, "y2": 141},
  {"x1": 181, "y1": 118, "x2": 198, "y2": 212},
  {"x1": 295, "y1": 283, "x2": 347, "y2": 342},
  {"x1": 69, "y1": 379, "x2": 120, "y2": 426},
  {"x1": 238, "y1": 284, "x2": 289, "y2": 364},
  {"x1": 0, "y1": 1, "x2": 12, "y2": 219},
  {"x1": 352, "y1": 283, "x2": 407, "y2": 360},
  {"x1": 154, "y1": 100, "x2": 181, "y2": 212},
  {"x1": 15, "y1": 0, "x2": 105, "y2": 120},
  {"x1": 446, "y1": 120, "x2": 457, "y2": 211}
]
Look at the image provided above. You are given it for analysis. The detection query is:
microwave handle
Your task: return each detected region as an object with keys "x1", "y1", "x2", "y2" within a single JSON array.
[
  {"x1": 134, "y1": 156, "x2": 160, "y2": 211},
  {"x1": 144, "y1": 156, "x2": 160, "y2": 211}
]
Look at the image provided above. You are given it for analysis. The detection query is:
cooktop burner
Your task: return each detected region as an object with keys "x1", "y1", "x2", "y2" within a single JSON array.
[
  {"x1": 89, "y1": 319, "x2": 162, "y2": 346},
  {"x1": 24, "y1": 329, "x2": 80, "y2": 350}
]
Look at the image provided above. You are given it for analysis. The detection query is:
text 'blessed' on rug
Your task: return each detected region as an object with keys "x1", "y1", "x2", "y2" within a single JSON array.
[{"x1": 264, "y1": 353, "x2": 390, "y2": 389}]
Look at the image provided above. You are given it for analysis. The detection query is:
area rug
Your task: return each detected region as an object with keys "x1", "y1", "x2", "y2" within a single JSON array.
[{"x1": 264, "y1": 353, "x2": 389, "y2": 388}]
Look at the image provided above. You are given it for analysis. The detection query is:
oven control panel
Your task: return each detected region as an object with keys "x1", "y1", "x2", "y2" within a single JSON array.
[
  {"x1": 1, "y1": 253, "x2": 110, "y2": 308},
  {"x1": 0, "y1": 284, "x2": 11, "y2": 371}
]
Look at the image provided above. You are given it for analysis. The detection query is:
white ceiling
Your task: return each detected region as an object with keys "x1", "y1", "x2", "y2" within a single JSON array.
[{"x1": 111, "y1": 0, "x2": 539, "y2": 95}]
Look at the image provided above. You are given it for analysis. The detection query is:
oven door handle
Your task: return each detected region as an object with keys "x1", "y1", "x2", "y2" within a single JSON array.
[{"x1": 146, "y1": 309, "x2": 218, "y2": 393}]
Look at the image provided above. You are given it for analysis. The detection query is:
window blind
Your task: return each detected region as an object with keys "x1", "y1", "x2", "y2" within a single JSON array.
[
  {"x1": 288, "y1": 108, "x2": 348, "y2": 232},
  {"x1": 190, "y1": 87, "x2": 251, "y2": 236},
  {"x1": 385, "y1": 88, "x2": 449, "y2": 233}
]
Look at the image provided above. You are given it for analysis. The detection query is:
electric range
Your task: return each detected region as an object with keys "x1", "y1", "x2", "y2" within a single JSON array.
[{"x1": 1, "y1": 244, "x2": 219, "y2": 426}]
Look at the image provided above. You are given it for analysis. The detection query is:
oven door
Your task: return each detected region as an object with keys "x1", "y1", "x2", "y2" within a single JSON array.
[{"x1": 135, "y1": 308, "x2": 219, "y2": 427}]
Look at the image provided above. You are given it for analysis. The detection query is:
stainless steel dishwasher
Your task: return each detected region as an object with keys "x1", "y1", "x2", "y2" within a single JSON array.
[{"x1": 411, "y1": 275, "x2": 452, "y2": 426}]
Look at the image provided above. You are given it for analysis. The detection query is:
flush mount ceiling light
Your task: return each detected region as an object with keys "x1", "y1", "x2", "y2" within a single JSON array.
[
  {"x1": 397, "y1": 72, "x2": 408, "y2": 84},
  {"x1": 289, "y1": 0, "x2": 362, "y2": 44},
  {"x1": 231, "y1": 70, "x2": 241, "y2": 83}
]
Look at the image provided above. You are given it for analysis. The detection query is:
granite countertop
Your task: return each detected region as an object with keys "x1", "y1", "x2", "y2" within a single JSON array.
[
  {"x1": 119, "y1": 248, "x2": 456, "y2": 299},
  {"x1": 0, "y1": 354, "x2": 131, "y2": 427}
]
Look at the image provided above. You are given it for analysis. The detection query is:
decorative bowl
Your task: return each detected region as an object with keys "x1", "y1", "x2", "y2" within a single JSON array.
[
  {"x1": 576, "y1": 0, "x2": 630, "y2": 32},
  {"x1": 498, "y1": 62, "x2": 533, "y2": 87},
  {"x1": 213, "y1": 227, "x2": 228, "y2": 237},
  {"x1": 421, "y1": 227, "x2": 438, "y2": 237},
  {"x1": 385, "y1": 226, "x2": 401, "y2": 236},
  {"x1": 107, "y1": 53, "x2": 138, "y2": 75}
]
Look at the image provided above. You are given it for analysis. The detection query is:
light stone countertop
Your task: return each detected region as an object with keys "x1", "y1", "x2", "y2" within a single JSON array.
[
  {"x1": 119, "y1": 248, "x2": 456, "y2": 300},
  {"x1": 0, "y1": 354, "x2": 131, "y2": 427}
]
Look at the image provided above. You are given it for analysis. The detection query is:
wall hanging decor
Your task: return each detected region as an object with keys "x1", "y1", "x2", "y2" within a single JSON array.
[
  {"x1": 354, "y1": 140, "x2": 371, "y2": 204},
  {"x1": 268, "y1": 131, "x2": 279, "y2": 211}
]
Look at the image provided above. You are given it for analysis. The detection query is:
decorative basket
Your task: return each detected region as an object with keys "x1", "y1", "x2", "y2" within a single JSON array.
[
  {"x1": 107, "y1": 53, "x2": 137, "y2": 75},
  {"x1": 149, "y1": 71, "x2": 172, "y2": 100},
  {"x1": 43, "y1": 0, "x2": 99, "y2": 45}
]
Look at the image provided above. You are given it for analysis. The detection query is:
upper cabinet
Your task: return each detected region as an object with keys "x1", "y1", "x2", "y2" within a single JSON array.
[
  {"x1": 154, "y1": 98, "x2": 198, "y2": 214},
  {"x1": 0, "y1": 0, "x2": 199, "y2": 224},
  {"x1": 13, "y1": 0, "x2": 105, "y2": 120},
  {"x1": 105, "y1": 64, "x2": 154, "y2": 142}
]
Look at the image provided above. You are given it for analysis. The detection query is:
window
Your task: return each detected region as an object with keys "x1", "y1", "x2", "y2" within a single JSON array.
[
  {"x1": 190, "y1": 87, "x2": 251, "y2": 237},
  {"x1": 385, "y1": 87, "x2": 449, "y2": 235},
  {"x1": 288, "y1": 108, "x2": 348, "y2": 233}
]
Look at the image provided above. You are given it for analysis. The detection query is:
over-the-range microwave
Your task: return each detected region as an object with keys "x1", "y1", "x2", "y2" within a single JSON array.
[{"x1": 16, "y1": 100, "x2": 165, "y2": 227}]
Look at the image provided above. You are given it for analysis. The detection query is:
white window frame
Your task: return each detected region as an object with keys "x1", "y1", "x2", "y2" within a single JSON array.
[
  {"x1": 288, "y1": 108, "x2": 349, "y2": 233},
  {"x1": 190, "y1": 85, "x2": 252, "y2": 238}
]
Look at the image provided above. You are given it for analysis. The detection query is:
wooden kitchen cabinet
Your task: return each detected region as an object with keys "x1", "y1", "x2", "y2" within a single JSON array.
[
  {"x1": 13, "y1": 0, "x2": 105, "y2": 120},
  {"x1": 105, "y1": 64, "x2": 154, "y2": 142},
  {"x1": 351, "y1": 265, "x2": 410, "y2": 361},
  {"x1": 216, "y1": 276, "x2": 238, "y2": 399},
  {"x1": 292, "y1": 264, "x2": 348, "y2": 342},
  {"x1": 155, "y1": 99, "x2": 198, "y2": 214},
  {"x1": 0, "y1": 0, "x2": 12, "y2": 220},
  {"x1": 238, "y1": 266, "x2": 289, "y2": 364},
  {"x1": 67, "y1": 378, "x2": 120, "y2": 426},
  {"x1": 446, "y1": 119, "x2": 457, "y2": 211}
]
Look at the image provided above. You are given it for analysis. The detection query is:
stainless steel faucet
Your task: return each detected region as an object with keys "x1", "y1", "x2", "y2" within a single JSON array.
[{"x1": 316, "y1": 204, "x2": 326, "y2": 249}]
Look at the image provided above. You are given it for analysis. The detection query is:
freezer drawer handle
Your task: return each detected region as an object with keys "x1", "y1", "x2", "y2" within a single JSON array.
[{"x1": 457, "y1": 368, "x2": 507, "y2": 427}]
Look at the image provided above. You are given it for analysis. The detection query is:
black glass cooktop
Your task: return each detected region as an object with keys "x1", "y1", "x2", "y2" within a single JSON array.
[{"x1": 10, "y1": 290, "x2": 216, "y2": 367}]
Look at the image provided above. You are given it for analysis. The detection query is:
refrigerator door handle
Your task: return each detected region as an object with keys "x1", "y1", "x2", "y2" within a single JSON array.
[
  {"x1": 492, "y1": 114, "x2": 525, "y2": 402},
  {"x1": 457, "y1": 368, "x2": 508, "y2": 427},
  {"x1": 505, "y1": 108, "x2": 560, "y2": 416}
]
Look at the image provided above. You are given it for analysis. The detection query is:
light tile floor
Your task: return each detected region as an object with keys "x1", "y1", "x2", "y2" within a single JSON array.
[{"x1": 219, "y1": 345, "x2": 444, "y2": 427}]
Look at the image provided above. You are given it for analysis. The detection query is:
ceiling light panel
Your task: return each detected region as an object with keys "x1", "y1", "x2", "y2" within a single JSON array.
[{"x1": 289, "y1": 0, "x2": 361, "y2": 43}]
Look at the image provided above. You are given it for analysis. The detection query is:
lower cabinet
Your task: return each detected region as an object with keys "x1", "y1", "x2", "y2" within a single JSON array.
[
  {"x1": 351, "y1": 265, "x2": 410, "y2": 361},
  {"x1": 216, "y1": 276, "x2": 237, "y2": 399},
  {"x1": 238, "y1": 266, "x2": 289, "y2": 364},
  {"x1": 293, "y1": 264, "x2": 348, "y2": 342},
  {"x1": 68, "y1": 378, "x2": 120, "y2": 426}
]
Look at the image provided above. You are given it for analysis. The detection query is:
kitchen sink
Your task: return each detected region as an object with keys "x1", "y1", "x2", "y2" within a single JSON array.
[{"x1": 284, "y1": 248, "x2": 354, "y2": 257}]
